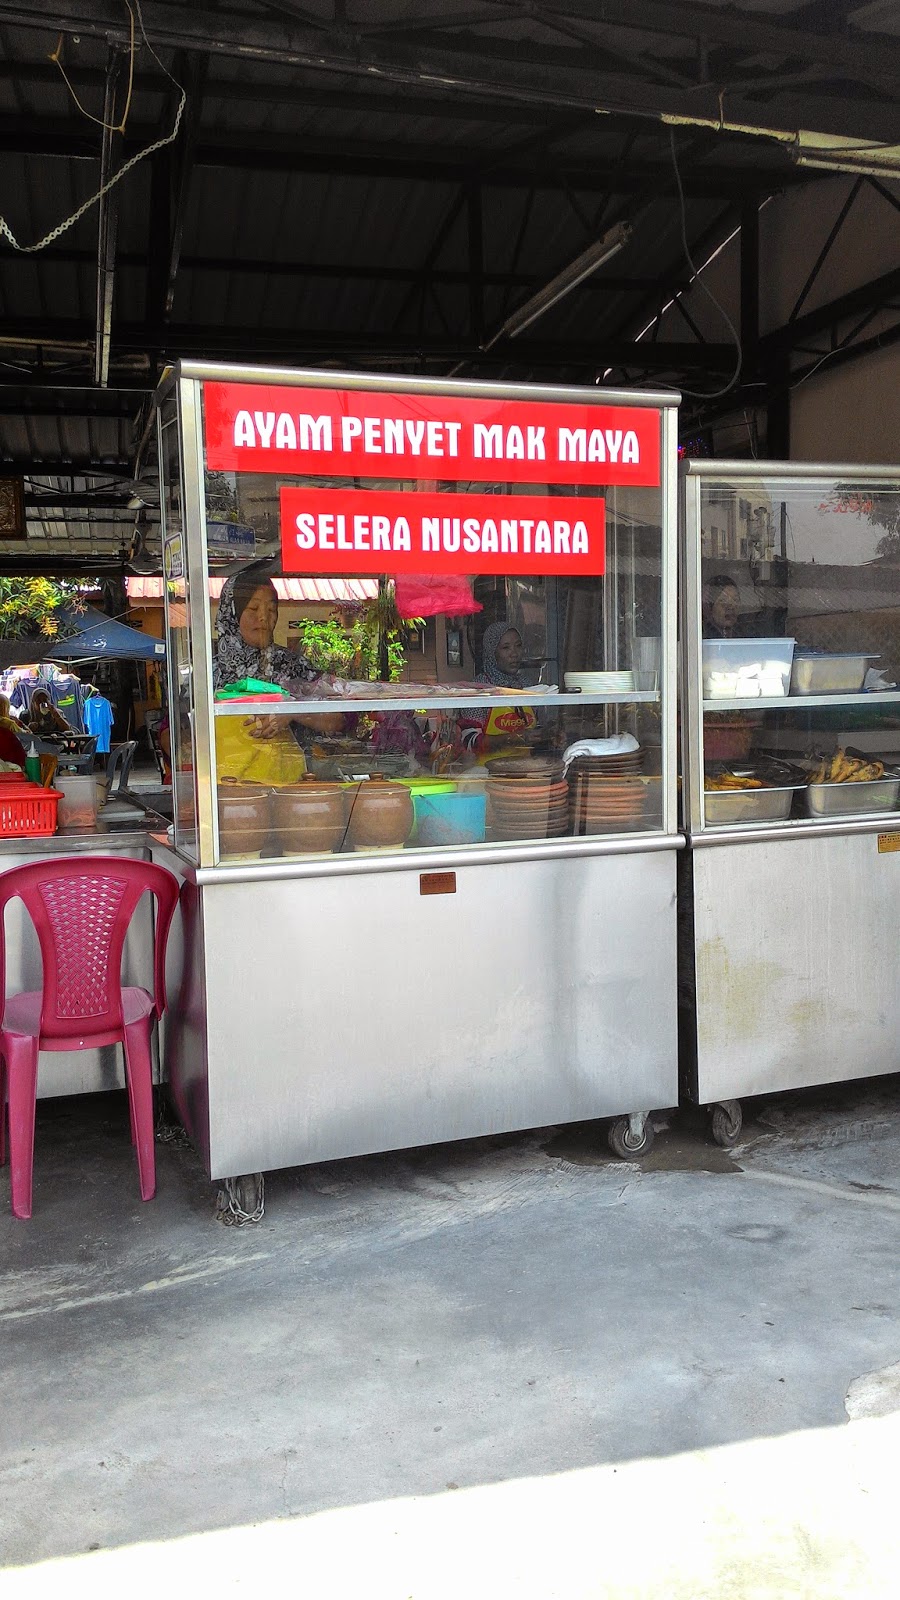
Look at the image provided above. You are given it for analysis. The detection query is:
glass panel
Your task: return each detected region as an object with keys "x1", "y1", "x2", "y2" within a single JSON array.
[
  {"x1": 699, "y1": 475, "x2": 900, "y2": 828},
  {"x1": 199, "y1": 387, "x2": 666, "y2": 863},
  {"x1": 159, "y1": 402, "x2": 198, "y2": 859},
  {"x1": 213, "y1": 703, "x2": 664, "y2": 858}
]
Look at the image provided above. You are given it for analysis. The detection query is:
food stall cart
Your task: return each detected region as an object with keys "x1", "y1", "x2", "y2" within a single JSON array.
[
  {"x1": 680, "y1": 460, "x2": 900, "y2": 1144},
  {"x1": 156, "y1": 362, "x2": 681, "y2": 1178}
]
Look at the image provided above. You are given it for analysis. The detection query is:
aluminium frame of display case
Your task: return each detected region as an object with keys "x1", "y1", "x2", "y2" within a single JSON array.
[
  {"x1": 158, "y1": 362, "x2": 681, "y2": 1180},
  {"x1": 680, "y1": 460, "x2": 900, "y2": 1146}
]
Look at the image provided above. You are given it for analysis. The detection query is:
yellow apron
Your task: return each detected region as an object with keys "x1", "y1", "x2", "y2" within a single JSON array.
[
  {"x1": 475, "y1": 703, "x2": 537, "y2": 764},
  {"x1": 216, "y1": 714, "x2": 307, "y2": 785}
]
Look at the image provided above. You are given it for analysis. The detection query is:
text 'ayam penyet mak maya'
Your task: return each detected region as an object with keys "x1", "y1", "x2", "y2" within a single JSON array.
[{"x1": 202, "y1": 384, "x2": 661, "y2": 488}]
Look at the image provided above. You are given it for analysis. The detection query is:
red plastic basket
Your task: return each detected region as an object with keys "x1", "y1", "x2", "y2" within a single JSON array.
[{"x1": 0, "y1": 782, "x2": 62, "y2": 837}]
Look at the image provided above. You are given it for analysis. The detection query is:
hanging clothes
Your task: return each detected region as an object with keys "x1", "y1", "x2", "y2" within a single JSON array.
[
  {"x1": 83, "y1": 694, "x2": 114, "y2": 754},
  {"x1": 9, "y1": 677, "x2": 38, "y2": 718},
  {"x1": 49, "y1": 674, "x2": 85, "y2": 732}
]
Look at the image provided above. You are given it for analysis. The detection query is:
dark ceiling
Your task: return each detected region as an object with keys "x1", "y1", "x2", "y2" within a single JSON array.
[{"x1": 0, "y1": 0, "x2": 898, "y2": 562}]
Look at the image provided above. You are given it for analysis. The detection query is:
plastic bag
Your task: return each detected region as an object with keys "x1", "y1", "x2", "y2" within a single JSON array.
[
  {"x1": 215, "y1": 677, "x2": 290, "y2": 701},
  {"x1": 216, "y1": 716, "x2": 306, "y2": 784},
  {"x1": 394, "y1": 574, "x2": 482, "y2": 620}
]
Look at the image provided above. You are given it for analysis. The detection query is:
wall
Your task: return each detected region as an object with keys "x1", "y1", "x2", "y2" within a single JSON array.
[
  {"x1": 790, "y1": 341, "x2": 900, "y2": 465},
  {"x1": 650, "y1": 170, "x2": 900, "y2": 463}
]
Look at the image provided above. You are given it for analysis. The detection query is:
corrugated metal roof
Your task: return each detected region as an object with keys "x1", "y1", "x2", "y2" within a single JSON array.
[{"x1": 0, "y1": 0, "x2": 896, "y2": 556}]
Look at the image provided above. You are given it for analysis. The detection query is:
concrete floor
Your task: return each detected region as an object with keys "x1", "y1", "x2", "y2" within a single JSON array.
[{"x1": 2, "y1": 1082, "x2": 900, "y2": 1597}]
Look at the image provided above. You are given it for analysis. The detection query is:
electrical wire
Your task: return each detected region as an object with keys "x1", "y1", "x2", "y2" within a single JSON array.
[
  {"x1": 49, "y1": 2, "x2": 136, "y2": 134},
  {"x1": 665, "y1": 127, "x2": 743, "y2": 400},
  {"x1": 0, "y1": 0, "x2": 185, "y2": 254}
]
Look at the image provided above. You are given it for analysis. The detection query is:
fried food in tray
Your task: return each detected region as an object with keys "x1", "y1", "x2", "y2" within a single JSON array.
[
  {"x1": 705, "y1": 771, "x2": 763, "y2": 791},
  {"x1": 809, "y1": 749, "x2": 886, "y2": 784},
  {"x1": 705, "y1": 756, "x2": 806, "y2": 794}
]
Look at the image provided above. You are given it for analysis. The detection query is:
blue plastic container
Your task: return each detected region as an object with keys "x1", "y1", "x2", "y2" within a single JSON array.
[{"x1": 413, "y1": 789, "x2": 487, "y2": 846}]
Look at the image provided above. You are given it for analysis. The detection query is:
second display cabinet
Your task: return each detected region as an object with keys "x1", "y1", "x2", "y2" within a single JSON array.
[{"x1": 680, "y1": 460, "x2": 900, "y2": 1143}]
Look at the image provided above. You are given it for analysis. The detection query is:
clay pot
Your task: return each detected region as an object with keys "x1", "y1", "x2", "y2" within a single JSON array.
[
  {"x1": 217, "y1": 782, "x2": 271, "y2": 855},
  {"x1": 270, "y1": 779, "x2": 347, "y2": 854},
  {"x1": 346, "y1": 776, "x2": 414, "y2": 850}
]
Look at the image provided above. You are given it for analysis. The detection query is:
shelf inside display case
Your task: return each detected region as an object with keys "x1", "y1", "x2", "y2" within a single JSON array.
[
  {"x1": 215, "y1": 691, "x2": 662, "y2": 715},
  {"x1": 702, "y1": 691, "x2": 900, "y2": 713}
]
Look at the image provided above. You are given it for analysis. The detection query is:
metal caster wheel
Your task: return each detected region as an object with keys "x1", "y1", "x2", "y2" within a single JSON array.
[
  {"x1": 608, "y1": 1114, "x2": 655, "y2": 1160},
  {"x1": 710, "y1": 1100, "x2": 742, "y2": 1148}
]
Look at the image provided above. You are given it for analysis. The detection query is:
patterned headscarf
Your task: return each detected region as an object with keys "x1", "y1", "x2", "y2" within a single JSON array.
[
  {"x1": 476, "y1": 620, "x2": 525, "y2": 689},
  {"x1": 213, "y1": 571, "x2": 318, "y2": 692}
]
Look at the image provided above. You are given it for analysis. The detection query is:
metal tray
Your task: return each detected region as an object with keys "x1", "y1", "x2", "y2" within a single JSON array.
[
  {"x1": 704, "y1": 785, "x2": 800, "y2": 825},
  {"x1": 806, "y1": 777, "x2": 900, "y2": 817},
  {"x1": 790, "y1": 652, "x2": 878, "y2": 695}
]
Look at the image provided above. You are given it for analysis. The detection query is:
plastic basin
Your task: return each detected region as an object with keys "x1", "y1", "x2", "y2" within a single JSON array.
[{"x1": 413, "y1": 790, "x2": 487, "y2": 846}]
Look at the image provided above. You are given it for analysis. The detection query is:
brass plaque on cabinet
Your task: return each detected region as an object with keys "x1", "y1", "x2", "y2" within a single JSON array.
[{"x1": 877, "y1": 833, "x2": 900, "y2": 853}]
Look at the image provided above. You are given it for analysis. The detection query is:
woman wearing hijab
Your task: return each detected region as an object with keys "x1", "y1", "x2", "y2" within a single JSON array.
[
  {"x1": 457, "y1": 620, "x2": 539, "y2": 758},
  {"x1": 702, "y1": 574, "x2": 743, "y2": 639},
  {"x1": 214, "y1": 568, "x2": 343, "y2": 784},
  {"x1": 213, "y1": 569, "x2": 317, "y2": 694},
  {"x1": 0, "y1": 694, "x2": 25, "y2": 771},
  {"x1": 0, "y1": 693, "x2": 21, "y2": 735},
  {"x1": 477, "y1": 620, "x2": 527, "y2": 691},
  {"x1": 26, "y1": 687, "x2": 71, "y2": 737}
]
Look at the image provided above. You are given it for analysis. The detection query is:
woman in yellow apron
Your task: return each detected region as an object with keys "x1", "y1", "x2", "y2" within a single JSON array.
[
  {"x1": 458, "y1": 619, "x2": 538, "y2": 761},
  {"x1": 214, "y1": 570, "x2": 343, "y2": 783}
]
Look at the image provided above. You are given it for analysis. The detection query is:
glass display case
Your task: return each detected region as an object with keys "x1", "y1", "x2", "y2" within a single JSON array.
[
  {"x1": 157, "y1": 365, "x2": 680, "y2": 1179},
  {"x1": 683, "y1": 465, "x2": 900, "y2": 836},
  {"x1": 681, "y1": 461, "x2": 900, "y2": 1143},
  {"x1": 162, "y1": 374, "x2": 678, "y2": 869}
]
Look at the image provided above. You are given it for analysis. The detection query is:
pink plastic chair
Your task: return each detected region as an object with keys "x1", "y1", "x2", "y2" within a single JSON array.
[{"x1": 0, "y1": 857, "x2": 180, "y2": 1219}]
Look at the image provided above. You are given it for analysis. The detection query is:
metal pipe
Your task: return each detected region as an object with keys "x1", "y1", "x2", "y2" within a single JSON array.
[{"x1": 93, "y1": 47, "x2": 125, "y2": 388}]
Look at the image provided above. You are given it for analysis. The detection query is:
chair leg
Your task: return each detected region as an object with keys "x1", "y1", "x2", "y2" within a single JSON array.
[
  {"x1": 123, "y1": 1045, "x2": 136, "y2": 1146},
  {"x1": 0, "y1": 1053, "x2": 6, "y2": 1165},
  {"x1": 3, "y1": 1032, "x2": 40, "y2": 1219},
  {"x1": 123, "y1": 1019, "x2": 156, "y2": 1202}
]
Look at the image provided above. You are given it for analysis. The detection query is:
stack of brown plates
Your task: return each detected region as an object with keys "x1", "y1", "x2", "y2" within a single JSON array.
[
  {"x1": 568, "y1": 751, "x2": 647, "y2": 834},
  {"x1": 487, "y1": 775, "x2": 570, "y2": 838},
  {"x1": 486, "y1": 756, "x2": 564, "y2": 782}
]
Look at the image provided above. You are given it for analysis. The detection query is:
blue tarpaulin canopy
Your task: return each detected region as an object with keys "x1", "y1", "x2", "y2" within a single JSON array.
[{"x1": 45, "y1": 606, "x2": 166, "y2": 662}]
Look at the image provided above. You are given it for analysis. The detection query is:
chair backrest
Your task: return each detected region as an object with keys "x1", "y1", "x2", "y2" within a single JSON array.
[
  {"x1": 0, "y1": 857, "x2": 180, "y2": 1039},
  {"x1": 106, "y1": 741, "x2": 138, "y2": 793},
  {"x1": 145, "y1": 723, "x2": 168, "y2": 782}
]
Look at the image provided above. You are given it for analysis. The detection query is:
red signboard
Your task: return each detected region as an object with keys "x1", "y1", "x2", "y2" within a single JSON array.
[
  {"x1": 280, "y1": 487, "x2": 605, "y2": 576},
  {"x1": 204, "y1": 382, "x2": 659, "y2": 488}
]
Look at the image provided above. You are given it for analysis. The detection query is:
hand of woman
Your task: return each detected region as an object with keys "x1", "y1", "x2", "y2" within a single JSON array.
[
  {"x1": 244, "y1": 714, "x2": 280, "y2": 741},
  {"x1": 295, "y1": 711, "x2": 345, "y2": 735}
]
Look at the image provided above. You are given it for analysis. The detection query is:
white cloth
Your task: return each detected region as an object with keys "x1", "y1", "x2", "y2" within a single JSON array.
[{"x1": 562, "y1": 734, "x2": 639, "y2": 773}]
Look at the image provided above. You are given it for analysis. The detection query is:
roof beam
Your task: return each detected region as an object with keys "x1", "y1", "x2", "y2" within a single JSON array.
[
  {"x1": 0, "y1": 387, "x2": 141, "y2": 417},
  {"x1": 0, "y1": 315, "x2": 735, "y2": 371},
  {"x1": 0, "y1": 116, "x2": 809, "y2": 198},
  {"x1": 5, "y1": 0, "x2": 899, "y2": 82},
  {"x1": 764, "y1": 265, "x2": 900, "y2": 350},
  {"x1": 0, "y1": 458, "x2": 134, "y2": 477},
  {"x1": 0, "y1": 60, "x2": 583, "y2": 127},
  {"x1": 386, "y1": 27, "x2": 900, "y2": 142},
  {"x1": 0, "y1": 245, "x2": 688, "y2": 294},
  {"x1": 623, "y1": 203, "x2": 740, "y2": 345},
  {"x1": 0, "y1": 0, "x2": 896, "y2": 142},
  {"x1": 521, "y1": 0, "x2": 900, "y2": 83}
]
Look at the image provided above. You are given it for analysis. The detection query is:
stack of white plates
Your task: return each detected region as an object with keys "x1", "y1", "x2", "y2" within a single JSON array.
[{"x1": 564, "y1": 671, "x2": 635, "y2": 692}]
